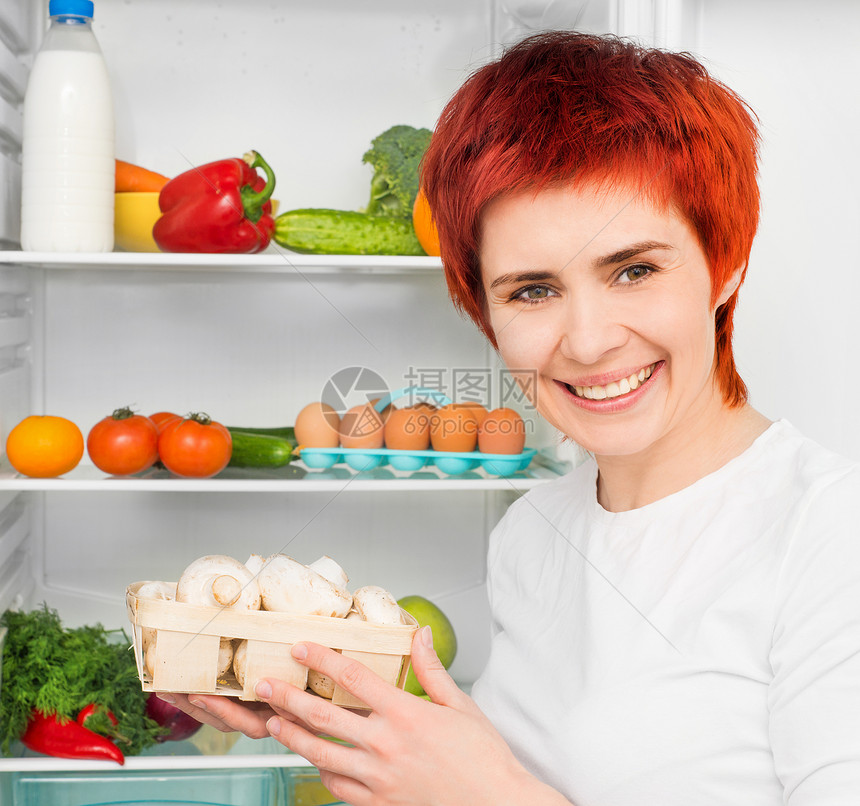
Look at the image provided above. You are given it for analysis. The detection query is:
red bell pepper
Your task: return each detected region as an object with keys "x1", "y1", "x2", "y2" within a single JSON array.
[
  {"x1": 21, "y1": 708, "x2": 125, "y2": 765},
  {"x1": 153, "y1": 150, "x2": 276, "y2": 253}
]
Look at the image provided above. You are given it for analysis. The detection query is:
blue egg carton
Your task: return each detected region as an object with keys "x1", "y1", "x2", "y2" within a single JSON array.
[{"x1": 299, "y1": 446, "x2": 536, "y2": 477}]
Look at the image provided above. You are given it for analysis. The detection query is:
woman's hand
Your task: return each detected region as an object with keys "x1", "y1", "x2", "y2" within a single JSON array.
[
  {"x1": 258, "y1": 625, "x2": 571, "y2": 806},
  {"x1": 155, "y1": 691, "x2": 277, "y2": 739}
]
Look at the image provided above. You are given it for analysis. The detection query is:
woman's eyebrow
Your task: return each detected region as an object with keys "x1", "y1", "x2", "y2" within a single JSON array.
[
  {"x1": 592, "y1": 240, "x2": 674, "y2": 268},
  {"x1": 488, "y1": 269, "x2": 557, "y2": 290}
]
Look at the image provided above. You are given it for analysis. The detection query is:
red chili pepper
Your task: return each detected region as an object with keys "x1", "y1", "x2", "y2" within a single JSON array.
[
  {"x1": 153, "y1": 150, "x2": 276, "y2": 253},
  {"x1": 20, "y1": 709, "x2": 125, "y2": 765},
  {"x1": 76, "y1": 702, "x2": 118, "y2": 730}
]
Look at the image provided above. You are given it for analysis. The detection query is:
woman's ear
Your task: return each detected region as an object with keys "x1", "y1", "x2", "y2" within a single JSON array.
[{"x1": 715, "y1": 266, "x2": 745, "y2": 308}]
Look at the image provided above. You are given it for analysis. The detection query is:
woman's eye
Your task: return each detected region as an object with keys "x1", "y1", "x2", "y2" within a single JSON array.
[
  {"x1": 617, "y1": 264, "x2": 653, "y2": 284},
  {"x1": 515, "y1": 285, "x2": 555, "y2": 302}
]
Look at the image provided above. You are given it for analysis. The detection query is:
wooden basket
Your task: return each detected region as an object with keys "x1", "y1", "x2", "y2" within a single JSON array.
[{"x1": 126, "y1": 581, "x2": 418, "y2": 710}]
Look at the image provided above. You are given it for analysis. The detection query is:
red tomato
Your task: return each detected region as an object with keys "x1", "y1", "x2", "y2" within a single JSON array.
[
  {"x1": 149, "y1": 411, "x2": 182, "y2": 435},
  {"x1": 87, "y1": 407, "x2": 160, "y2": 476},
  {"x1": 157, "y1": 413, "x2": 232, "y2": 478}
]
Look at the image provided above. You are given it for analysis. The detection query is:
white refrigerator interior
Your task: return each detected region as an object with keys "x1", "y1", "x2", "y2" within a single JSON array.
[{"x1": 0, "y1": 0, "x2": 858, "y2": 799}]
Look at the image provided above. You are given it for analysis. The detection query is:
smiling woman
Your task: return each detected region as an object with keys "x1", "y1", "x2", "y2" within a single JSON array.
[
  {"x1": 162, "y1": 31, "x2": 860, "y2": 806},
  {"x1": 479, "y1": 182, "x2": 745, "y2": 469}
]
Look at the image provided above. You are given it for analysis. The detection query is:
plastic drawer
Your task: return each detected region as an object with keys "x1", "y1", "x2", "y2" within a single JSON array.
[
  {"x1": 281, "y1": 767, "x2": 339, "y2": 806},
  {"x1": 9, "y1": 767, "x2": 281, "y2": 806}
]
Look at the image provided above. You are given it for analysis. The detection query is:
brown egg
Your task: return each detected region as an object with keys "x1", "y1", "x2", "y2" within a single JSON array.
[
  {"x1": 294, "y1": 402, "x2": 341, "y2": 448},
  {"x1": 453, "y1": 401, "x2": 489, "y2": 428},
  {"x1": 384, "y1": 406, "x2": 432, "y2": 451},
  {"x1": 478, "y1": 408, "x2": 526, "y2": 454},
  {"x1": 339, "y1": 403, "x2": 385, "y2": 449},
  {"x1": 430, "y1": 404, "x2": 478, "y2": 452},
  {"x1": 369, "y1": 397, "x2": 394, "y2": 424}
]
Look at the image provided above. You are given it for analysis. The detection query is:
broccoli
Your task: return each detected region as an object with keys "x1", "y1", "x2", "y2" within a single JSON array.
[{"x1": 362, "y1": 124, "x2": 432, "y2": 217}]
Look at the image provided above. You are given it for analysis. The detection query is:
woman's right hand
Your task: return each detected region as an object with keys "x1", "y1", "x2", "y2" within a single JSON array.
[{"x1": 156, "y1": 692, "x2": 280, "y2": 739}]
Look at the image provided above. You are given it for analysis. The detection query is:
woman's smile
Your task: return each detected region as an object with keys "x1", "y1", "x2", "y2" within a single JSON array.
[{"x1": 563, "y1": 361, "x2": 658, "y2": 401}]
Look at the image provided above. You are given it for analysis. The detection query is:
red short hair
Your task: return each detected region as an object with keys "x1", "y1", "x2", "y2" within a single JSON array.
[{"x1": 421, "y1": 31, "x2": 760, "y2": 408}]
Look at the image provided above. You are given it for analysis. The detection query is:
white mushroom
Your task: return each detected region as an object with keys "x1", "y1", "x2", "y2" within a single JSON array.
[
  {"x1": 233, "y1": 639, "x2": 248, "y2": 687},
  {"x1": 257, "y1": 555, "x2": 352, "y2": 617},
  {"x1": 217, "y1": 638, "x2": 235, "y2": 678},
  {"x1": 244, "y1": 553, "x2": 267, "y2": 577},
  {"x1": 135, "y1": 580, "x2": 177, "y2": 656},
  {"x1": 144, "y1": 637, "x2": 157, "y2": 679},
  {"x1": 137, "y1": 580, "x2": 177, "y2": 601},
  {"x1": 308, "y1": 555, "x2": 349, "y2": 591},
  {"x1": 176, "y1": 555, "x2": 261, "y2": 611},
  {"x1": 307, "y1": 666, "x2": 337, "y2": 699},
  {"x1": 352, "y1": 585, "x2": 404, "y2": 625}
]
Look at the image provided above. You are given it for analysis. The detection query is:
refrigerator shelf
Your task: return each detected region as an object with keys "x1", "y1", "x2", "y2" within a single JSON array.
[
  {"x1": 0, "y1": 457, "x2": 562, "y2": 492},
  {"x1": 0, "y1": 250, "x2": 443, "y2": 276},
  {"x1": 0, "y1": 752, "x2": 316, "y2": 773}
]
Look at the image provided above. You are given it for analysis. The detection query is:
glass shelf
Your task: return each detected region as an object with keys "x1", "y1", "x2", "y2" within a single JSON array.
[
  {"x1": 0, "y1": 250, "x2": 443, "y2": 275},
  {"x1": 0, "y1": 455, "x2": 564, "y2": 493}
]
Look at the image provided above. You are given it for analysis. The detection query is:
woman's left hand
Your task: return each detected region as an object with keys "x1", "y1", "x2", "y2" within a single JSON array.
[{"x1": 256, "y1": 625, "x2": 565, "y2": 806}]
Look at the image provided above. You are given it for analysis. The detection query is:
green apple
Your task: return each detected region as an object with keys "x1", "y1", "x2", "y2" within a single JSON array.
[{"x1": 397, "y1": 595, "x2": 458, "y2": 696}]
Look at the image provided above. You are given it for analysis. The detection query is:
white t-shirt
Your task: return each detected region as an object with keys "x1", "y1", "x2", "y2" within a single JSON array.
[{"x1": 472, "y1": 420, "x2": 860, "y2": 805}]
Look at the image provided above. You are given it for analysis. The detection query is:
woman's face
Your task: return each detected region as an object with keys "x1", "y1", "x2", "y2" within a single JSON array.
[{"x1": 479, "y1": 182, "x2": 737, "y2": 459}]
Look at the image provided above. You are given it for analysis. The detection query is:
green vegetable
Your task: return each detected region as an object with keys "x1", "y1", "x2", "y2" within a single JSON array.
[
  {"x1": 273, "y1": 209, "x2": 426, "y2": 256},
  {"x1": 225, "y1": 425, "x2": 296, "y2": 445},
  {"x1": 0, "y1": 605, "x2": 165, "y2": 755},
  {"x1": 362, "y1": 125, "x2": 432, "y2": 217},
  {"x1": 227, "y1": 430, "x2": 296, "y2": 468}
]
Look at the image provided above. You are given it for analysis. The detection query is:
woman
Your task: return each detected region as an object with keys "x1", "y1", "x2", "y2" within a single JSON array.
[{"x1": 162, "y1": 32, "x2": 860, "y2": 804}]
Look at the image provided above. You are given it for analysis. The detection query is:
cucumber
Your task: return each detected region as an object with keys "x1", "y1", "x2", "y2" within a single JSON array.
[
  {"x1": 227, "y1": 430, "x2": 296, "y2": 469},
  {"x1": 226, "y1": 425, "x2": 296, "y2": 447},
  {"x1": 273, "y1": 208, "x2": 427, "y2": 256}
]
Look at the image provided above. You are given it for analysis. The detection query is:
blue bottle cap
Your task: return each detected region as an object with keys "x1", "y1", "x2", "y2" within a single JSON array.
[{"x1": 49, "y1": 0, "x2": 95, "y2": 18}]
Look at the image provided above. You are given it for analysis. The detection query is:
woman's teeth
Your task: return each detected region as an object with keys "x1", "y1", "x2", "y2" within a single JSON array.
[{"x1": 571, "y1": 364, "x2": 655, "y2": 400}]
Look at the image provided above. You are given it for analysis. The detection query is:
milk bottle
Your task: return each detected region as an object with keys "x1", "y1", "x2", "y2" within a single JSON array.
[{"x1": 20, "y1": 0, "x2": 115, "y2": 252}]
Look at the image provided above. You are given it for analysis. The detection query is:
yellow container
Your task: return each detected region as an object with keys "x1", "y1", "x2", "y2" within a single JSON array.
[{"x1": 114, "y1": 191, "x2": 161, "y2": 252}]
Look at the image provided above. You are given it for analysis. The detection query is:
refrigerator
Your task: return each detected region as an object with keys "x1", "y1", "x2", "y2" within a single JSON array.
[{"x1": 0, "y1": 0, "x2": 858, "y2": 803}]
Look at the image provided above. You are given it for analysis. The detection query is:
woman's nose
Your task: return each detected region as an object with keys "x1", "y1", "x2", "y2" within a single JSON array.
[{"x1": 558, "y1": 287, "x2": 628, "y2": 365}]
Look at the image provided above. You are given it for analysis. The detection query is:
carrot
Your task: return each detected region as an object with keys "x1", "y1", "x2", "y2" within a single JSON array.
[{"x1": 115, "y1": 159, "x2": 170, "y2": 193}]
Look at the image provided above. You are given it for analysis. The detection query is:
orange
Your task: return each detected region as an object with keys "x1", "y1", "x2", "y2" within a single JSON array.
[
  {"x1": 6, "y1": 415, "x2": 85, "y2": 478},
  {"x1": 412, "y1": 189, "x2": 441, "y2": 257}
]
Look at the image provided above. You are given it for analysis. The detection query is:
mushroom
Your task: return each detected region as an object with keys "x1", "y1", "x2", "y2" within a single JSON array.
[
  {"x1": 217, "y1": 637, "x2": 235, "y2": 679},
  {"x1": 144, "y1": 638, "x2": 158, "y2": 679},
  {"x1": 305, "y1": 591, "x2": 401, "y2": 698},
  {"x1": 244, "y1": 553, "x2": 267, "y2": 577},
  {"x1": 233, "y1": 639, "x2": 248, "y2": 687},
  {"x1": 176, "y1": 555, "x2": 261, "y2": 611},
  {"x1": 257, "y1": 555, "x2": 352, "y2": 617},
  {"x1": 307, "y1": 609, "x2": 359, "y2": 698},
  {"x1": 307, "y1": 667, "x2": 337, "y2": 699},
  {"x1": 135, "y1": 580, "x2": 177, "y2": 660},
  {"x1": 352, "y1": 585, "x2": 404, "y2": 625},
  {"x1": 308, "y1": 555, "x2": 349, "y2": 591},
  {"x1": 137, "y1": 580, "x2": 177, "y2": 601}
]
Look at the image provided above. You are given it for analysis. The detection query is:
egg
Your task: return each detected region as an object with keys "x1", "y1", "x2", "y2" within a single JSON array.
[
  {"x1": 339, "y1": 403, "x2": 385, "y2": 449},
  {"x1": 384, "y1": 406, "x2": 432, "y2": 450},
  {"x1": 453, "y1": 401, "x2": 489, "y2": 428},
  {"x1": 369, "y1": 397, "x2": 394, "y2": 423},
  {"x1": 478, "y1": 407, "x2": 526, "y2": 454},
  {"x1": 294, "y1": 401, "x2": 341, "y2": 448},
  {"x1": 429, "y1": 404, "x2": 478, "y2": 452}
]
